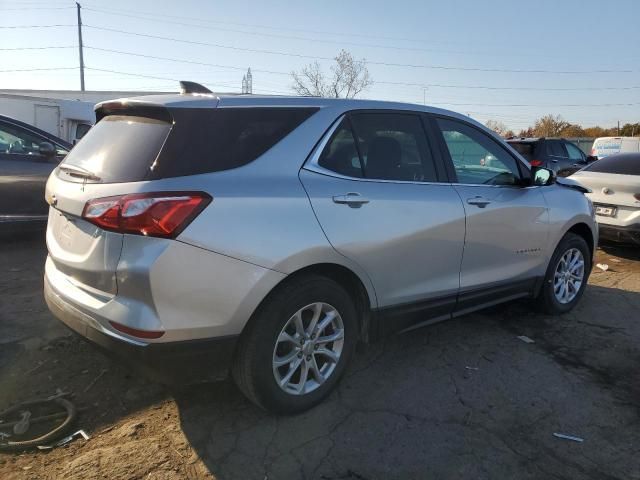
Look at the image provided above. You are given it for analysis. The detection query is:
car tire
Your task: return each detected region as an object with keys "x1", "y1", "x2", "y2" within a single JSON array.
[
  {"x1": 537, "y1": 233, "x2": 591, "y2": 315},
  {"x1": 232, "y1": 274, "x2": 358, "y2": 414}
]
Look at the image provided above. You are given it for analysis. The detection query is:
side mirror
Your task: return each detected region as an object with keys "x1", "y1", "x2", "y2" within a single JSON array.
[
  {"x1": 38, "y1": 141, "x2": 56, "y2": 158},
  {"x1": 531, "y1": 166, "x2": 555, "y2": 186},
  {"x1": 586, "y1": 155, "x2": 598, "y2": 163}
]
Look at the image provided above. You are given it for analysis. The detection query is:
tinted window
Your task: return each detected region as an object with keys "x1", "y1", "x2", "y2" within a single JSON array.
[
  {"x1": 349, "y1": 113, "x2": 437, "y2": 182},
  {"x1": 152, "y1": 108, "x2": 317, "y2": 179},
  {"x1": 0, "y1": 122, "x2": 68, "y2": 158},
  {"x1": 508, "y1": 142, "x2": 535, "y2": 161},
  {"x1": 318, "y1": 119, "x2": 363, "y2": 178},
  {"x1": 436, "y1": 118, "x2": 521, "y2": 186},
  {"x1": 60, "y1": 108, "x2": 317, "y2": 183},
  {"x1": 60, "y1": 115, "x2": 171, "y2": 183},
  {"x1": 548, "y1": 141, "x2": 567, "y2": 157},
  {"x1": 565, "y1": 142, "x2": 584, "y2": 160},
  {"x1": 583, "y1": 154, "x2": 640, "y2": 175}
]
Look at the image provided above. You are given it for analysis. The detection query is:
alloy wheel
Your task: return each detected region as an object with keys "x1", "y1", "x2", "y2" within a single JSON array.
[
  {"x1": 272, "y1": 302, "x2": 345, "y2": 395},
  {"x1": 553, "y1": 247, "x2": 585, "y2": 304}
]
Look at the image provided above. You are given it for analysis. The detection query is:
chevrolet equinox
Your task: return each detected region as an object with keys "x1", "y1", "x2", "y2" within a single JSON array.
[{"x1": 44, "y1": 85, "x2": 597, "y2": 413}]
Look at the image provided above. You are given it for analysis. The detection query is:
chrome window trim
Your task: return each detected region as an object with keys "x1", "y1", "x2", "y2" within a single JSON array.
[{"x1": 302, "y1": 114, "x2": 453, "y2": 187}]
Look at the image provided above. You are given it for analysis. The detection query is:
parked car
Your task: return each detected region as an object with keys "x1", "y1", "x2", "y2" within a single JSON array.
[
  {"x1": 506, "y1": 137, "x2": 595, "y2": 176},
  {"x1": 0, "y1": 114, "x2": 71, "y2": 224},
  {"x1": 44, "y1": 87, "x2": 597, "y2": 413},
  {"x1": 591, "y1": 137, "x2": 640, "y2": 159},
  {"x1": 571, "y1": 153, "x2": 640, "y2": 245}
]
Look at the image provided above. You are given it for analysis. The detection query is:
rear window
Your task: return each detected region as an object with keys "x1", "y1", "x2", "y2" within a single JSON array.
[
  {"x1": 508, "y1": 142, "x2": 535, "y2": 161},
  {"x1": 60, "y1": 108, "x2": 317, "y2": 183},
  {"x1": 60, "y1": 115, "x2": 171, "y2": 183},
  {"x1": 583, "y1": 154, "x2": 640, "y2": 175}
]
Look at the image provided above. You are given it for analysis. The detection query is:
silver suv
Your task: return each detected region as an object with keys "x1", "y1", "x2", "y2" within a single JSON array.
[{"x1": 44, "y1": 87, "x2": 597, "y2": 413}]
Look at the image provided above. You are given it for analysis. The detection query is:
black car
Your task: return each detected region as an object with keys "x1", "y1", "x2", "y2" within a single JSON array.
[
  {"x1": 0, "y1": 114, "x2": 71, "y2": 224},
  {"x1": 506, "y1": 137, "x2": 596, "y2": 177}
]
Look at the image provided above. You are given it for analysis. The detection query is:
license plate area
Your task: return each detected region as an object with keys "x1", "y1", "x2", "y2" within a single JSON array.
[{"x1": 594, "y1": 204, "x2": 617, "y2": 217}]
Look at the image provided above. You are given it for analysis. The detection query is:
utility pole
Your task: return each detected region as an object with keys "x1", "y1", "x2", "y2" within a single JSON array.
[
  {"x1": 76, "y1": 2, "x2": 85, "y2": 91},
  {"x1": 617, "y1": 120, "x2": 620, "y2": 136}
]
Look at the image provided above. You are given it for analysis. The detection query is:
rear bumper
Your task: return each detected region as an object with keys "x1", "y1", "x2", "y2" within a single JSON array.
[
  {"x1": 45, "y1": 276, "x2": 238, "y2": 384},
  {"x1": 598, "y1": 223, "x2": 640, "y2": 245}
]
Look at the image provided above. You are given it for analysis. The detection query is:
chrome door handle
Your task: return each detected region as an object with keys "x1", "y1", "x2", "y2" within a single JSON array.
[
  {"x1": 466, "y1": 196, "x2": 491, "y2": 208},
  {"x1": 332, "y1": 193, "x2": 369, "y2": 207}
]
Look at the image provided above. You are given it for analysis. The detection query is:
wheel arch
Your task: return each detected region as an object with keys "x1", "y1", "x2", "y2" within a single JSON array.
[
  {"x1": 565, "y1": 221, "x2": 596, "y2": 260},
  {"x1": 244, "y1": 262, "x2": 376, "y2": 344}
]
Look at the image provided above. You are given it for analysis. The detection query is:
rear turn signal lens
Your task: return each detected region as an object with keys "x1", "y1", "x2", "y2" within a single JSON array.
[
  {"x1": 82, "y1": 192, "x2": 211, "y2": 238},
  {"x1": 529, "y1": 159, "x2": 543, "y2": 167}
]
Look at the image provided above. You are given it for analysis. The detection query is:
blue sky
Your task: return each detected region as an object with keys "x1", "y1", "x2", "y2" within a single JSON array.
[{"x1": 1, "y1": 0, "x2": 639, "y2": 132}]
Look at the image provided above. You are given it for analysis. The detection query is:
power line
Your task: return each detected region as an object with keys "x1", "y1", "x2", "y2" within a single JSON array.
[
  {"x1": 82, "y1": 25, "x2": 637, "y2": 75},
  {"x1": 0, "y1": 46, "x2": 76, "y2": 51},
  {"x1": 81, "y1": 46, "x2": 640, "y2": 94},
  {"x1": 81, "y1": 6, "x2": 543, "y2": 59},
  {"x1": 84, "y1": 46, "x2": 290, "y2": 76},
  {"x1": 0, "y1": 66, "x2": 78, "y2": 73},
  {"x1": 1, "y1": 6, "x2": 74, "y2": 10},
  {"x1": 0, "y1": 24, "x2": 75, "y2": 28}
]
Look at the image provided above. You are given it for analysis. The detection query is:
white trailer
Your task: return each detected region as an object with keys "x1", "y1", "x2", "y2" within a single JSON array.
[{"x1": 0, "y1": 92, "x2": 96, "y2": 143}]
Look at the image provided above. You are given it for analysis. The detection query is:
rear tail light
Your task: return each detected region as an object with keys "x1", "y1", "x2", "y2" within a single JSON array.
[
  {"x1": 529, "y1": 159, "x2": 543, "y2": 167},
  {"x1": 82, "y1": 191, "x2": 211, "y2": 238},
  {"x1": 634, "y1": 194, "x2": 640, "y2": 201}
]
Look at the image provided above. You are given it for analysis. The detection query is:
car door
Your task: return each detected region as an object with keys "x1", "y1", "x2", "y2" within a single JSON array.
[
  {"x1": 300, "y1": 111, "x2": 466, "y2": 333},
  {"x1": 562, "y1": 141, "x2": 588, "y2": 176},
  {"x1": 0, "y1": 120, "x2": 67, "y2": 221},
  {"x1": 546, "y1": 140, "x2": 572, "y2": 173},
  {"x1": 431, "y1": 116, "x2": 549, "y2": 313}
]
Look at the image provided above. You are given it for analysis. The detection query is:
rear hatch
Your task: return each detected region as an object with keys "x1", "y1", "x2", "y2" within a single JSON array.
[{"x1": 46, "y1": 108, "x2": 173, "y2": 296}]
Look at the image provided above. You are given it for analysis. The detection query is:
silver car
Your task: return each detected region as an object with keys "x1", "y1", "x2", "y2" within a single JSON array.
[{"x1": 44, "y1": 87, "x2": 597, "y2": 413}]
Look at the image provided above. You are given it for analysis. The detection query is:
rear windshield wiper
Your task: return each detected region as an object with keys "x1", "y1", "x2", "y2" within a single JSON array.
[{"x1": 57, "y1": 164, "x2": 102, "y2": 182}]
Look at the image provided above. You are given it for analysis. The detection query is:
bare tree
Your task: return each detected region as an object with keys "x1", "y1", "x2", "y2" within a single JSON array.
[
  {"x1": 291, "y1": 50, "x2": 373, "y2": 98},
  {"x1": 533, "y1": 114, "x2": 571, "y2": 137},
  {"x1": 485, "y1": 120, "x2": 510, "y2": 137}
]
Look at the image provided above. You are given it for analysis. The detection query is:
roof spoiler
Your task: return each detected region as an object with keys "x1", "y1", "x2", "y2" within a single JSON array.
[{"x1": 179, "y1": 81, "x2": 212, "y2": 94}]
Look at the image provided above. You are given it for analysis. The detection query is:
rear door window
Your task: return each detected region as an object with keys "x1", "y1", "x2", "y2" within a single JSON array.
[
  {"x1": 349, "y1": 113, "x2": 438, "y2": 182},
  {"x1": 548, "y1": 141, "x2": 567, "y2": 158},
  {"x1": 565, "y1": 142, "x2": 584, "y2": 161}
]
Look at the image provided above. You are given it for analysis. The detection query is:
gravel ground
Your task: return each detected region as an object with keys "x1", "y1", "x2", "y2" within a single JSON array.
[{"x1": 1, "y1": 230, "x2": 639, "y2": 479}]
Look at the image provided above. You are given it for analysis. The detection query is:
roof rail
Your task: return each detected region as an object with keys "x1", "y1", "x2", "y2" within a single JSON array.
[{"x1": 179, "y1": 81, "x2": 213, "y2": 94}]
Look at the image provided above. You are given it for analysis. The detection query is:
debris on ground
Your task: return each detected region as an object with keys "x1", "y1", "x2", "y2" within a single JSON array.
[
  {"x1": 0, "y1": 392, "x2": 77, "y2": 452},
  {"x1": 37, "y1": 429, "x2": 90, "y2": 450},
  {"x1": 596, "y1": 263, "x2": 609, "y2": 272},
  {"x1": 553, "y1": 433, "x2": 584, "y2": 443},
  {"x1": 465, "y1": 366, "x2": 479, "y2": 371},
  {"x1": 517, "y1": 335, "x2": 535, "y2": 344}
]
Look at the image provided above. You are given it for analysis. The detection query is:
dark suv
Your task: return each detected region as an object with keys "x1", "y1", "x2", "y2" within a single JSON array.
[{"x1": 506, "y1": 137, "x2": 595, "y2": 177}]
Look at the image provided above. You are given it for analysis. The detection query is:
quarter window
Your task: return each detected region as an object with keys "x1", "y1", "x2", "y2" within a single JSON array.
[
  {"x1": 548, "y1": 141, "x2": 567, "y2": 157},
  {"x1": 318, "y1": 119, "x2": 363, "y2": 178},
  {"x1": 436, "y1": 118, "x2": 522, "y2": 186}
]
